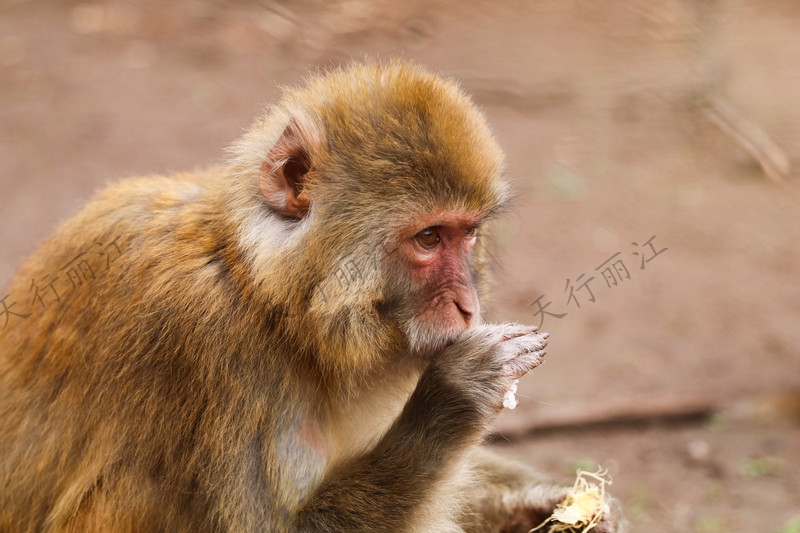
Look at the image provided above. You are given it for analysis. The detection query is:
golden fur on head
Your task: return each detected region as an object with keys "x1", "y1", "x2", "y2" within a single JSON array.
[{"x1": 228, "y1": 60, "x2": 508, "y2": 219}]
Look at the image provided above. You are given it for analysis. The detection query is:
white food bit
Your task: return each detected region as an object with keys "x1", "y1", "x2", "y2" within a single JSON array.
[
  {"x1": 531, "y1": 468, "x2": 612, "y2": 533},
  {"x1": 503, "y1": 379, "x2": 519, "y2": 410}
]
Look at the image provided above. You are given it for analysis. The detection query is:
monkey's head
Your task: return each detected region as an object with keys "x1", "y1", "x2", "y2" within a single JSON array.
[{"x1": 227, "y1": 61, "x2": 509, "y2": 381}]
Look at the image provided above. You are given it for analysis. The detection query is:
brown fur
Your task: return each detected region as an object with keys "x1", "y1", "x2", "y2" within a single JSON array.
[{"x1": 0, "y1": 61, "x2": 624, "y2": 532}]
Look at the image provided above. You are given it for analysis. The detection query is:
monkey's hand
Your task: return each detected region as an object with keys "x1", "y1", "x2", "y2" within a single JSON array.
[{"x1": 432, "y1": 323, "x2": 548, "y2": 422}]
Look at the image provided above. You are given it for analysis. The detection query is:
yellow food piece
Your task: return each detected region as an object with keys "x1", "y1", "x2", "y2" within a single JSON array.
[
  {"x1": 552, "y1": 485, "x2": 606, "y2": 525},
  {"x1": 530, "y1": 468, "x2": 611, "y2": 533}
]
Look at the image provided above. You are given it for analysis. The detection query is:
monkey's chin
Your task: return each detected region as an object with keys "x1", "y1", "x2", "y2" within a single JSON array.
[{"x1": 403, "y1": 322, "x2": 464, "y2": 361}]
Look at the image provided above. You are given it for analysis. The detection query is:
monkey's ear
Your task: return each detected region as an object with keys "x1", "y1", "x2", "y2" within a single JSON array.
[{"x1": 260, "y1": 121, "x2": 313, "y2": 218}]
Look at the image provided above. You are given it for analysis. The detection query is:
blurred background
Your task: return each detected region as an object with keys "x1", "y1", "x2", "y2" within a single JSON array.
[{"x1": 1, "y1": 0, "x2": 798, "y2": 530}]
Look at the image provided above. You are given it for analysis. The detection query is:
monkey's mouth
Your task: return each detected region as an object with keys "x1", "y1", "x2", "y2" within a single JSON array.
[{"x1": 402, "y1": 317, "x2": 464, "y2": 361}]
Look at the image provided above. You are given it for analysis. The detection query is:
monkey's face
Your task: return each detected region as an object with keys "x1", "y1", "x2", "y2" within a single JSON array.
[{"x1": 383, "y1": 209, "x2": 485, "y2": 359}]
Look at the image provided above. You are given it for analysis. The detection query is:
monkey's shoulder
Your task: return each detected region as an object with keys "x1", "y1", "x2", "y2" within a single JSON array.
[
  {"x1": 5, "y1": 169, "x2": 226, "y2": 289},
  {"x1": 61, "y1": 168, "x2": 229, "y2": 248},
  {"x1": 90, "y1": 168, "x2": 221, "y2": 216}
]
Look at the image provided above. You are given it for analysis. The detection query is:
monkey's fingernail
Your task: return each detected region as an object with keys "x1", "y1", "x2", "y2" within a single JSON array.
[
  {"x1": 541, "y1": 332, "x2": 550, "y2": 339},
  {"x1": 531, "y1": 325, "x2": 539, "y2": 331}
]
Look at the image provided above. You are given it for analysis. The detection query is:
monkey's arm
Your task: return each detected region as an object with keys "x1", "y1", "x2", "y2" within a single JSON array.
[
  {"x1": 459, "y1": 448, "x2": 627, "y2": 533},
  {"x1": 294, "y1": 368, "x2": 483, "y2": 532},
  {"x1": 294, "y1": 324, "x2": 547, "y2": 533}
]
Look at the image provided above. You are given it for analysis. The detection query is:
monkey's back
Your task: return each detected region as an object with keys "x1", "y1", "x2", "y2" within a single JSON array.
[{"x1": 0, "y1": 171, "x2": 300, "y2": 531}]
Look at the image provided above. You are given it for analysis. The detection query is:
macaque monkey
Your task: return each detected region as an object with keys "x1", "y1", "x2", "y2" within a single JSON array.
[{"x1": 0, "y1": 61, "x2": 624, "y2": 532}]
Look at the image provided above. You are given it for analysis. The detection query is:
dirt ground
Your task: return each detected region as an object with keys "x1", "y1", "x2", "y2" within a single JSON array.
[{"x1": 1, "y1": 1, "x2": 799, "y2": 531}]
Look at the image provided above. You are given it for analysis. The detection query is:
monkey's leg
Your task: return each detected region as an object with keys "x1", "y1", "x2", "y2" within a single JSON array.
[{"x1": 458, "y1": 448, "x2": 628, "y2": 533}]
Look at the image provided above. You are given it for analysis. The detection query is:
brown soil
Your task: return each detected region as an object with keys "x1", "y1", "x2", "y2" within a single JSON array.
[{"x1": 1, "y1": 1, "x2": 798, "y2": 531}]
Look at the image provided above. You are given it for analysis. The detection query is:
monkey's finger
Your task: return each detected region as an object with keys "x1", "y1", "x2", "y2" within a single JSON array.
[
  {"x1": 505, "y1": 348, "x2": 546, "y2": 379},
  {"x1": 513, "y1": 330, "x2": 549, "y2": 351},
  {"x1": 493, "y1": 330, "x2": 548, "y2": 364},
  {"x1": 497, "y1": 323, "x2": 542, "y2": 341}
]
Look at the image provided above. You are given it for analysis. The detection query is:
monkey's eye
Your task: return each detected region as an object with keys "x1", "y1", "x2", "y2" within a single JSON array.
[
  {"x1": 415, "y1": 227, "x2": 441, "y2": 250},
  {"x1": 465, "y1": 226, "x2": 478, "y2": 238}
]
